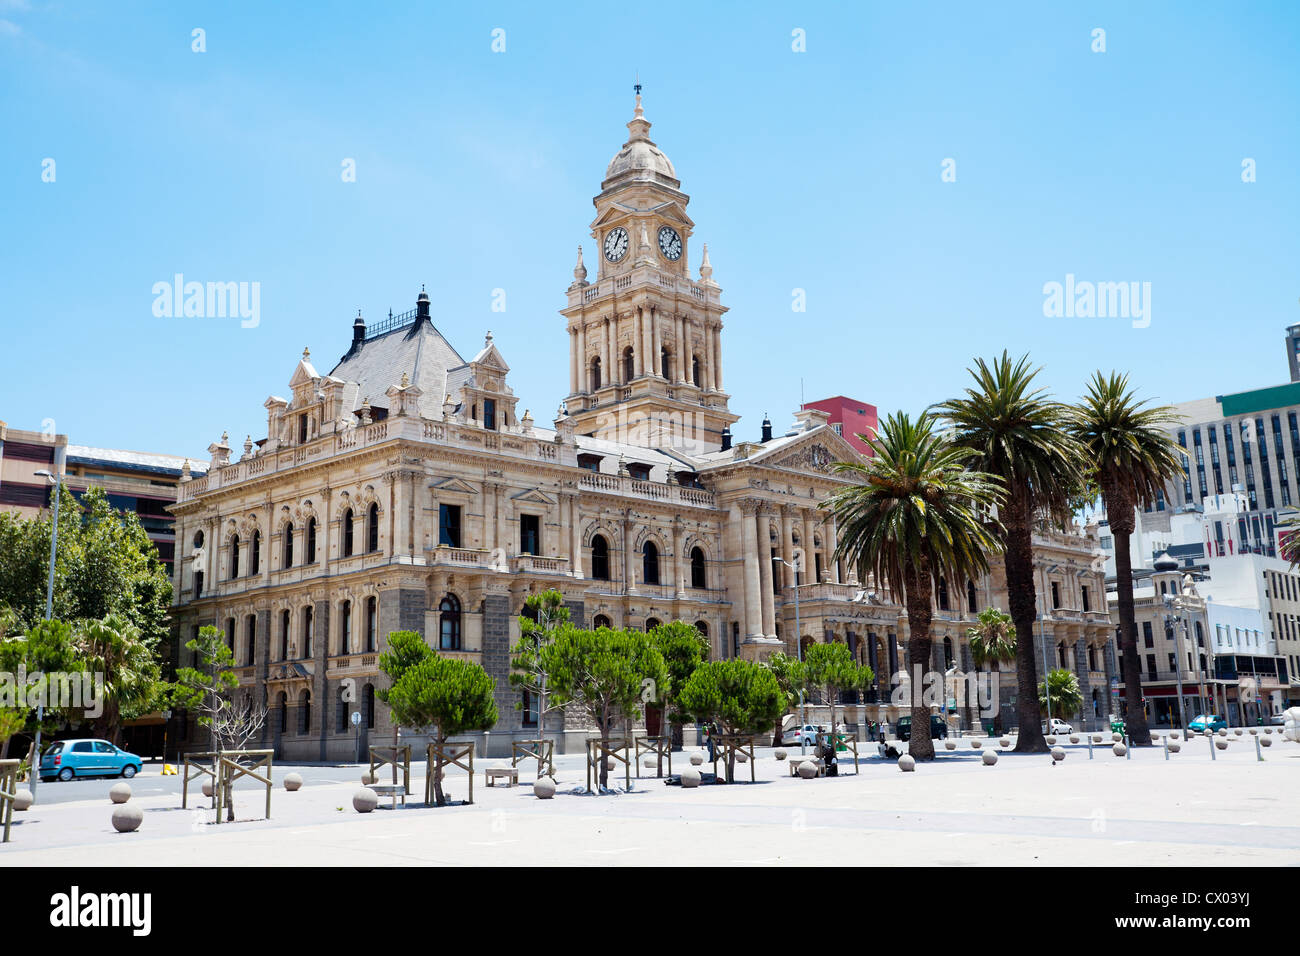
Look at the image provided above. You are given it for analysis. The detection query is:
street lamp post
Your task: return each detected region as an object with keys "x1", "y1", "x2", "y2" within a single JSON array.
[
  {"x1": 1040, "y1": 615, "x2": 1052, "y2": 730},
  {"x1": 773, "y1": 554, "x2": 807, "y2": 756},
  {"x1": 1162, "y1": 610, "x2": 1188, "y2": 731},
  {"x1": 30, "y1": 467, "x2": 63, "y2": 801}
]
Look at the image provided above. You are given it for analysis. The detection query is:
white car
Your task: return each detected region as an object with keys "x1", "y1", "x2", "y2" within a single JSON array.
[
  {"x1": 782, "y1": 723, "x2": 825, "y2": 746},
  {"x1": 1042, "y1": 718, "x2": 1073, "y2": 736}
]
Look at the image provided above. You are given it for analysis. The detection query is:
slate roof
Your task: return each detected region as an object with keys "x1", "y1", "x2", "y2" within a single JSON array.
[{"x1": 329, "y1": 317, "x2": 465, "y2": 419}]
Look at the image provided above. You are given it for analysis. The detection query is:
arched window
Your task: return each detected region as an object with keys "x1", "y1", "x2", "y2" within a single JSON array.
[
  {"x1": 623, "y1": 346, "x2": 634, "y2": 382},
  {"x1": 660, "y1": 347, "x2": 671, "y2": 379},
  {"x1": 336, "y1": 686, "x2": 349, "y2": 733},
  {"x1": 439, "y1": 594, "x2": 461, "y2": 651},
  {"x1": 967, "y1": 579, "x2": 978, "y2": 613},
  {"x1": 367, "y1": 503, "x2": 379, "y2": 552},
  {"x1": 690, "y1": 546, "x2": 706, "y2": 589},
  {"x1": 340, "y1": 600, "x2": 352, "y2": 655},
  {"x1": 192, "y1": 530, "x2": 205, "y2": 597},
  {"x1": 279, "y1": 609, "x2": 290, "y2": 661},
  {"x1": 194, "y1": 530, "x2": 205, "y2": 548},
  {"x1": 283, "y1": 522, "x2": 294, "y2": 568},
  {"x1": 1057, "y1": 642, "x2": 1066, "y2": 668},
  {"x1": 298, "y1": 690, "x2": 311, "y2": 735},
  {"x1": 230, "y1": 534, "x2": 241, "y2": 578},
  {"x1": 364, "y1": 684, "x2": 375, "y2": 729},
  {"x1": 942, "y1": 637, "x2": 954, "y2": 668},
  {"x1": 591, "y1": 535, "x2": 610, "y2": 580},
  {"x1": 593, "y1": 614, "x2": 612, "y2": 629},
  {"x1": 694, "y1": 620, "x2": 709, "y2": 638},
  {"x1": 591, "y1": 356, "x2": 602, "y2": 390},
  {"x1": 692, "y1": 354, "x2": 701, "y2": 387},
  {"x1": 936, "y1": 577, "x2": 949, "y2": 611},
  {"x1": 245, "y1": 615, "x2": 256, "y2": 666},
  {"x1": 365, "y1": 596, "x2": 377, "y2": 652},
  {"x1": 643, "y1": 541, "x2": 660, "y2": 585},
  {"x1": 250, "y1": 530, "x2": 261, "y2": 575},
  {"x1": 306, "y1": 517, "x2": 317, "y2": 563},
  {"x1": 278, "y1": 692, "x2": 288, "y2": 734},
  {"x1": 302, "y1": 606, "x2": 314, "y2": 658},
  {"x1": 646, "y1": 617, "x2": 662, "y2": 632},
  {"x1": 342, "y1": 509, "x2": 354, "y2": 557},
  {"x1": 225, "y1": 617, "x2": 235, "y2": 651}
]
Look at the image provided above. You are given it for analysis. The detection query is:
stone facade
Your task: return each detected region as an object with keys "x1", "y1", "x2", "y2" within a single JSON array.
[{"x1": 166, "y1": 95, "x2": 1114, "y2": 759}]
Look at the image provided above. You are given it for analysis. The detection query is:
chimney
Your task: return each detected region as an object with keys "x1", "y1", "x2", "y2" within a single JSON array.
[
  {"x1": 721, "y1": 424, "x2": 732, "y2": 452},
  {"x1": 415, "y1": 285, "x2": 431, "y2": 327},
  {"x1": 761, "y1": 413, "x2": 772, "y2": 442}
]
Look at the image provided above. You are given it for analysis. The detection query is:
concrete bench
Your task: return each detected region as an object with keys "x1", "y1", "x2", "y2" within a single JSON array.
[
  {"x1": 484, "y1": 767, "x2": 519, "y2": 788},
  {"x1": 368, "y1": 783, "x2": 406, "y2": 810}
]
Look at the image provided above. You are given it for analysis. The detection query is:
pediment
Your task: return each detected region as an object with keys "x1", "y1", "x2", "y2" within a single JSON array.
[
  {"x1": 470, "y1": 343, "x2": 510, "y2": 373},
  {"x1": 288, "y1": 359, "x2": 319, "y2": 389},
  {"x1": 751, "y1": 428, "x2": 858, "y2": 476},
  {"x1": 511, "y1": 487, "x2": 556, "y2": 506},
  {"x1": 430, "y1": 477, "x2": 479, "y2": 495}
]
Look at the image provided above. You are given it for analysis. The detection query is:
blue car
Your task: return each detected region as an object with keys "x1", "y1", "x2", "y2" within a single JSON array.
[
  {"x1": 40, "y1": 739, "x2": 143, "y2": 782},
  {"x1": 1188, "y1": 714, "x2": 1227, "y2": 733}
]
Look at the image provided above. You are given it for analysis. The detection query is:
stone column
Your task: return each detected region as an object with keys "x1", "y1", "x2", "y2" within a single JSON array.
[
  {"x1": 623, "y1": 509, "x2": 636, "y2": 595},
  {"x1": 577, "y1": 324, "x2": 587, "y2": 391},
  {"x1": 704, "y1": 321, "x2": 716, "y2": 391},
  {"x1": 825, "y1": 515, "x2": 840, "y2": 583},
  {"x1": 483, "y1": 480, "x2": 496, "y2": 553},
  {"x1": 651, "y1": 308, "x2": 662, "y2": 377},
  {"x1": 569, "y1": 494, "x2": 583, "y2": 579},
  {"x1": 757, "y1": 508, "x2": 776, "y2": 638},
  {"x1": 713, "y1": 326, "x2": 723, "y2": 391},
  {"x1": 601, "y1": 319, "x2": 611, "y2": 387},
  {"x1": 263, "y1": 501, "x2": 273, "y2": 585},
  {"x1": 741, "y1": 501, "x2": 763, "y2": 638},
  {"x1": 677, "y1": 315, "x2": 688, "y2": 383},
  {"x1": 633, "y1": 308, "x2": 644, "y2": 378},
  {"x1": 801, "y1": 510, "x2": 816, "y2": 583},
  {"x1": 410, "y1": 473, "x2": 425, "y2": 560},
  {"x1": 780, "y1": 506, "x2": 795, "y2": 589},
  {"x1": 671, "y1": 517, "x2": 685, "y2": 598},
  {"x1": 569, "y1": 327, "x2": 578, "y2": 394}
]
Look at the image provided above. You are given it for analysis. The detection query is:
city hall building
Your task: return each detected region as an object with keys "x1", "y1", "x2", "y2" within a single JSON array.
[{"x1": 167, "y1": 96, "x2": 1114, "y2": 759}]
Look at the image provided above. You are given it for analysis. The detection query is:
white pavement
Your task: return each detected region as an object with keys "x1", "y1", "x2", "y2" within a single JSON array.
[{"x1": 4, "y1": 734, "x2": 1298, "y2": 866}]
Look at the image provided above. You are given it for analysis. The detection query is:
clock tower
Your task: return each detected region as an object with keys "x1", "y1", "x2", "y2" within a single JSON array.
[{"x1": 561, "y1": 90, "x2": 738, "y2": 454}]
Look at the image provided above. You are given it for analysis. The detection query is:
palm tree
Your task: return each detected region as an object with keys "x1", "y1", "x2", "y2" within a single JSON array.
[
  {"x1": 825, "y1": 412, "x2": 1004, "y2": 760},
  {"x1": 76, "y1": 613, "x2": 161, "y2": 744},
  {"x1": 1039, "y1": 668, "x2": 1083, "y2": 723},
  {"x1": 933, "y1": 352, "x2": 1083, "y2": 754},
  {"x1": 1072, "y1": 370, "x2": 1183, "y2": 745},
  {"x1": 965, "y1": 607, "x2": 1017, "y2": 732}
]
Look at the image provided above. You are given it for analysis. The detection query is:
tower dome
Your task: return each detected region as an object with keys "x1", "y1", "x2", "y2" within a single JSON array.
[{"x1": 603, "y1": 91, "x2": 678, "y2": 187}]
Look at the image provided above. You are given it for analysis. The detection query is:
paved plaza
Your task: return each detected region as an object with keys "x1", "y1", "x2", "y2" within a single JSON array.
[{"x1": 4, "y1": 733, "x2": 1298, "y2": 867}]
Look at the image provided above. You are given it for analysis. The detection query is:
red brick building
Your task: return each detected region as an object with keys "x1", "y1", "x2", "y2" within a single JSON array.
[{"x1": 801, "y1": 397, "x2": 877, "y2": 457}]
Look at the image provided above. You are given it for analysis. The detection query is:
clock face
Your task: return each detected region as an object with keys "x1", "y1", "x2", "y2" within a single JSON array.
[
  {"x1": 603, "y1": 227, "x2": 629, "y2": 263},
  {"x1": 658, "y1": 226, "x2": 682, "y2": 261}
]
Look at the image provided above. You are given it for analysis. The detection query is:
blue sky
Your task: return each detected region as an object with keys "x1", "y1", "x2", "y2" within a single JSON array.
[{"x1": 2, "y1": 1, "x2": 1297, "y2": 457}]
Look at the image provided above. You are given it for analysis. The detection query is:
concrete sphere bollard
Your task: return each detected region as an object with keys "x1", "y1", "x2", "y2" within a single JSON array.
[
  {"x1": 1217, "y1": 728, "x2": 1227, "y2": 737},
  {"x1": 797, "y1": 760, "x2": 818, "y2": 779},
  {"x1": 1051, "y1": 747, "x2": 1065, "y2": 762},
  {"x1": 1046, "y1": 735, "x2": 1057, "y2": 746},
  {"x1": 13, "y1": 788, "x2": 33, "y2": 811},
  {"x1": 981, "y1": 749, "x2": 998, "y2": 766},
  {"x1": 283, "y1": 772, "x2": 303, "y2": 791},
  {"x1": 1261, "y1": 736, "x2": 1273, "y2": 748},
  {"x1": 352, "y1": 787, "x2": 379, "y2": 813},
  {"x1": 970, "y1": 739, "x2": 982, "y2": 749},
  {"x1": 689, "y1": 752, "x2": 704, "y2": 766},
  {"x1": 201, "y1": 781, "x2": 213, "y2": 798},
  {"x1": 999, "y1": 736, "x2": 1011, "y2": 748},
  {"x1": 111, "y1": 802, "x2": 143, "y2": 833},
  {"x1": 1167, "y1": 741, "x2": 1180, "y2": 753},
  {"x1": 1112, "y1": 733, "x2": 1122, "y2": 743},
  {"x1": 605, "y1": 756, "x2": 616, "y2": 772},
  {"x1": 533, "y1": 777, "x2": 556, "y2": 799},
  {"x1": 898, "y1": 753, "x2": 916, "y2": 772},
  {"x1": 1150, "y1": 733, "x2": 1161, "y2": 744},
  {"x1": 1249, "y1": 728, "x2": 1258, "y2": 735},
  {"x1": 1069, "y1": 734, "x2": 1080, "y2": 744},
  {"x1": 1234, "y1": 728, "x2": 1243, "y2": 736},
  {"x1": 736, "y1": 753, "x2": 748, "y2": 764},
  {"x1": 775, "y1": 749, "x2": 788, "y2": 761},
  {"x1": 944, "y1": 738, "x2": 957, "y2": 750},
  {"x1": 680, "y1": 766, "x2": 702, "y2": 788},
  {"x1": 1215, "y1": 738, "x2": 1228, "y2": 750},
  {"x1": 109, "y1": 782, "x2": 132, "y2": 805},
  {"x1": 642, "y1": 757, "x2": 657, "y2": 769},
  {"x1": 1113, "y1": 743, "x2": 1127, "y2": 757},
  {"x1": 361, "y1": 771, "x2": 377, "y2": 785},
  {"x1": 1171, "y1": 731, "x2": 1181, "y2": 740}
]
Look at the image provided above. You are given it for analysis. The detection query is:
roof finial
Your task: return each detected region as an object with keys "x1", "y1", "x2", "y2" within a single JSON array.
[
  {"x1": 302, "y1": 347, "x2": 311, "y2": 361},
  {"x1": 574, "y1": 244, "x2": 587, "y2": 281},
  {"x1": 633, "y1": 75, "x2": 644, "y2": 120}
]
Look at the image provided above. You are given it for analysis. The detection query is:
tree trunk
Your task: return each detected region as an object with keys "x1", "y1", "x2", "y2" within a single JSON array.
[
  {"x1": 433, "y1": 728, "x2": 447, "y2": 806},
  {"x1": 904, "y1": 559, "x2": 936, "y2": 761},
  {"x1": 1004, "y1": 487, "x2": 1049, "y2": 753},
  {"x1": 1105, "y1": 482, "x2": 1152, "y2": 746}
]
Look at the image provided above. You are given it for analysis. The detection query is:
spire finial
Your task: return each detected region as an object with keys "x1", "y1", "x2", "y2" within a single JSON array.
[
  {"x1": 302, "y1": 347, "x2": 310, "y2": 361},
  {"x1": 574, "y1": 244, "x2": 587, "y2": 281},
  {"x1": 634, "y1": 74, "x2": 642, "y2": 116}
]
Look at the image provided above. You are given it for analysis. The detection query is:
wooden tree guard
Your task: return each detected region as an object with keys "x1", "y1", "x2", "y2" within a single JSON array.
[
  {"x1": 831, "y1": 732, "x2": 861, "y2": 774},
  {"x1": 511, "y1": 738, "x2": 555, "y2": 777},
  {"x1": 213, "y1": 750, "x2": 274, "y2": 824},
  {"x1": 181, "y1": 751, "x2": 220, "y2": 809},
  {"x1": 425, "y1": 741, "x2": 475, "y2": 805},
  {"x1": 0, "y1": 759, "x2": 19, "y2": 844},
  {"x1": 369, "y1": 744, "x2": 412, "y2": 794},
  {"x1": 585, "y1": 736, "x2": 632, "y2": 792},
  {"x1": 712, "y1": 734, "x2": 756, "y2": 783},
  {"x1": 634, "y1": 735, "x2": 672, "y2": 778}
]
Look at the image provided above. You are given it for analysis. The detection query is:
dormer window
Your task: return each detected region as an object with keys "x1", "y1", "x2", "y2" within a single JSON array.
[
  {"x1": 299, "y1": 413, "x2": 308, "y2": 444},
  {"x1": 484, "y1": 398, "x2": 497, "y2": 431},
  {"x1": 577, "y1": 454, "x2": 603, "y2": 473},
  {"x1": 627, "y1": 463, "x2": 652, "y2": 481}
]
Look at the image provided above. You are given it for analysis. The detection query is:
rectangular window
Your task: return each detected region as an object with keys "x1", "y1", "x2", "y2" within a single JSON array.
[
  {"x1": 483, "y1": 398, "x2": 497, "y2": 431},
  {"x1": 1143, "y1": 621, "x2": 1154, "y2": 648},
  {"x1": 522, "y1": 690, "x2": 538, "y2": 727},
  {"x1": 439, "y1": 504, "x2": 462, "y2": 548},
  {"x1": 520, "y1": 514, "x2": 540, "y2": 555},
  {"x1": 1051, "y1": 581, "x2": 1061, "y2": 609},
  {"x1": 1081, "y1": 586, "x2": 1090, "y2": 612}
]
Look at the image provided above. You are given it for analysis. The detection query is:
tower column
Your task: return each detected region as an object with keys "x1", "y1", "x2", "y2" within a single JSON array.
[
  {"x1": 577, "y1": 323, "x2": 587, "y2": 392},
  {"x1": 713, "y1": 325, "x2": 723, "y2": 391},
  {"x1": 705, "y1": 321, "x2": 716, "y2": 391},
  {"x1": 651, "y1": 308, "x2": 662, "y2": 377},
  {"x1": 741, "y1": 502, "x2": 762, "y2": 639},
  {"x1": 633, "y1": 309, "x2": 644, "y2": 377},
  {"x1": 601, "y1": 319, "x2": 611, "y2": 387},
  {"x1": 757, "y1": 507, "x2": 776, "y2": 638},
  {"x1": 569, "y1": 327, "x2": 578, "y2": 394},
  {"x1": 676, "y1": 315, "x2": 688, "y2": 383}
]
